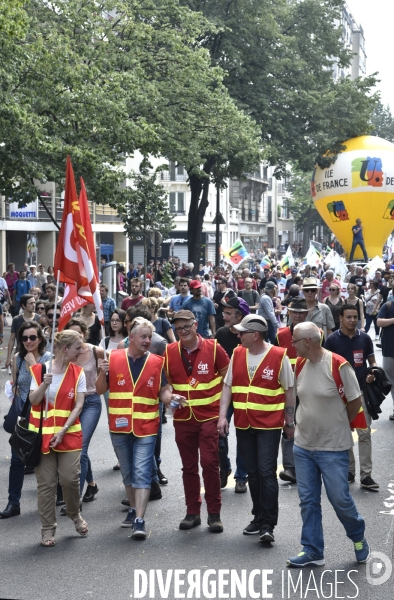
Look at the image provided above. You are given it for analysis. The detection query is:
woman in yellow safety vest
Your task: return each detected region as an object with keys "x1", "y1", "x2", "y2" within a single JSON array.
[{"x1": 29, "y1": 330, "x2": 88, "y2": 547}]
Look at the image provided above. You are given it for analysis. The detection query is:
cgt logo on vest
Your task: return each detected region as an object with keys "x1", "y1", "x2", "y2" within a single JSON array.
[
  {"x1": 261, "y1": 366, "x2": 274, "y2": 381},
  {"x1": 68, "y1": 388, "x2": 75, "y2": 399},
  {"x1": 147, "y1": 377, "x2": 155, "y2": 388},
  {"x1": 117, "y1": 374, "x2": 126, "y2": 386},
  {"x1": 197, "y1": 361, "x2": 209, "y2": 376}
]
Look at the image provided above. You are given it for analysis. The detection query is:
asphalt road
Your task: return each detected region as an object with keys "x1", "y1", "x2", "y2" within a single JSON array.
[{"x1": 0, "y1": 324, "x2": 393, "y2": 600}]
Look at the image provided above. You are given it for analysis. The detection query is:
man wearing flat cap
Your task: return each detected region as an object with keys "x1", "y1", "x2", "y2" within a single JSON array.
[
  {"x1": 218, "y1": 315, "x2": 295, "y2": 544},
  {"x1": 164, "y1": 310, "x2": 229, "y2": 533}
]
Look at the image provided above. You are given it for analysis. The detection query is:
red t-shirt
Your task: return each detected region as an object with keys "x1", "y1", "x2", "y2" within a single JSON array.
[
  {"x1": 121, "y1": 295, "x2": 144, "y2": 311},
  {"x1": 237, "y1": 278, "x2": 257, "y2": 291}
]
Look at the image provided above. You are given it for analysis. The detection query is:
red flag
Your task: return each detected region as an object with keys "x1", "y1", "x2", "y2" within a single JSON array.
[
  {"x1": 54, "y1": 156, "x2": 103, "y2": 324},
  {"x1": 58, "y1": 284, "x2": 88, "y2": 331}
]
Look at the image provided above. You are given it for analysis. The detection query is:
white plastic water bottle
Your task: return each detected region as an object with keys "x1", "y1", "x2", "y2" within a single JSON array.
[{"x1": 166, "y1": 397, "x2": 180, "y2": 418}]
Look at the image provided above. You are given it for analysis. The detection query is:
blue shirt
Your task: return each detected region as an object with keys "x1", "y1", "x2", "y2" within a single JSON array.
[
  {"x1": 169, "y1": 293, "x2": 190, "y2": 313},
  {"x1": 324, "y1": 329, "x2": 374, "y2": 385},
  {"x1": 352, "y1": 224, "x2": 363, "y2": 242},
  {"x1": 182, "y1": 296, "x2": 216, "y2": 338},
  {"x1": 127, "y1": 353, "x2": 167, "y2": 387},
  {"x1": 14, "y1": 279, "x2": 32, "y2": 301},
  {"x1": 102, "y1": 296, "x2": 116, "y2": 322}
]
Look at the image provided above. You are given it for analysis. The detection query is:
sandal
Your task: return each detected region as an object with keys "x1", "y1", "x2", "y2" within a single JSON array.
[
  {"x1": 74, "y1": 516, "x2": 88, "y2": 536},
  {"x1": 41, "y1": 533, "x2": 56, "y2": 547}
]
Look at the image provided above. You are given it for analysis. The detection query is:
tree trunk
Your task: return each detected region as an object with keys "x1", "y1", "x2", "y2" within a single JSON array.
[
  {"x1": 302, "y1": 207, "x2": 315, "y2": 256},
  {"x1": 187, "y1": 158, "x2": 216, "y2": 273}
]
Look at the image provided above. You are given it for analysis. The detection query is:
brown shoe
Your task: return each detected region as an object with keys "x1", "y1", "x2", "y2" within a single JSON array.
[
  {"x1": 208, "y1": 513, "x2": 223, "y2": 533},
  {"x1": 179, "y1": 514, "x2": 201, "y2": 530}
]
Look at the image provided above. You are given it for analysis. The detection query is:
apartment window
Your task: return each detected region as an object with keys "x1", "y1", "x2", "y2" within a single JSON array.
[
  {"x1": 263, "y1": 166, "x2": 268, "y2": 180},
  {"x1": 267, "y1": 196, "x2": 272, "y2": 223},
  {"x1": 169, "y1": 192, "x2": 185, "y2": 214},
  {"x1": 282, "y1": 200, "x2": 289, "y2": 219},
  {"x1": 268, "y1": 178, "x2": 272, "y2": 191}
]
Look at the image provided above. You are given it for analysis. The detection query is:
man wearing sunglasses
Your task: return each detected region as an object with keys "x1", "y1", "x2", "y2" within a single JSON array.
[
  {"x1": 5, "y1": 294, "x2": 40, "y2": 369},
  {"x1": 218, "y1": 314, "x2": 294, "y2": 544},
  {"x1": 302, "y1": 277, "x2": 334, "y2": 340},
  {"x1": 164, "y1": 310, "x2": 229, "y2": 533},
  {"x1": 43, "y1": 303, "x2": 61, "y2": 351}
]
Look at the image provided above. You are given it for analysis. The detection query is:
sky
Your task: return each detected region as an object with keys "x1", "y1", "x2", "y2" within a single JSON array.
[{"x1": 347, "y1": 0, "x2": 392, "y2": 109}]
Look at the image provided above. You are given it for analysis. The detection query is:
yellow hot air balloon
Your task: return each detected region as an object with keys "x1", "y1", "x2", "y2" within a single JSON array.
[{"x1": 311, "y1": 135, "x2": 394, "y2": 261}]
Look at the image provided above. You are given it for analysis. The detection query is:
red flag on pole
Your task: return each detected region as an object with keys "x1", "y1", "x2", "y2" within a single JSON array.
[
  {"x1": 58, "y1": 284, "x2": 88, "y2": 331},
  {"x1": 54, "y1": 156, "x2": 103, "y2": 330}
]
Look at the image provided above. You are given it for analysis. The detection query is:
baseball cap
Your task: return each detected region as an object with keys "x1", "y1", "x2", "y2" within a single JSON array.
[
  {"x1": 189, "y1": 280, "x2": 202, "y2": 290},
  {"x1": 172, "y1": 310, "x2": 195, "y2": 322},
  {"x1": 264, "y1": 282, "x2": 276, "y2": 291},
  {"x1": 233, "y1": 315, "x2": 268, "y2": 332},
  {"x1": 221, "y1": 297, "x2": 250, "y2": 316}
]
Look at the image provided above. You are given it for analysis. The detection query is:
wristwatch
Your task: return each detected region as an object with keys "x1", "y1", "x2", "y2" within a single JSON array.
[{"x1": 284, "y1": 422, "x2": 295, "y2": 428}]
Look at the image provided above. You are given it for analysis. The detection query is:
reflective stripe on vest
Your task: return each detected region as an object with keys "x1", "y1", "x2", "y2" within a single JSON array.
[
  {"x1": 295, "y1": 353, "x2": 368, "y2": 430},
  {"x1": 108, "y1": 349, "x2": 163, "y2": 437},
  {"x1": 28, "y1": 362, "x2": 83, "y2": 454},
  {"x1": 232, "y1": 345, "x2": 286, "y2": 430},
  {"x1": 164, "y1": 338, "x2": 223, "y2": 422}
]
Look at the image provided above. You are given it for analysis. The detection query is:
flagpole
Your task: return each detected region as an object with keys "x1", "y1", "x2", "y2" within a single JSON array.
[
  {"x1": 101, "y1": 325, "x2": 106, "y2": 360},
  {"x1": 46, "y1": 269, "x2": 61, "y2": 419}
]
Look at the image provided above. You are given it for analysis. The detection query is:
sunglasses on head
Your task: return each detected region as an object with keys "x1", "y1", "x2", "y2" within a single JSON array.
[{"x1": 22, "y1": 335, "x2": 38, "y2": 342}]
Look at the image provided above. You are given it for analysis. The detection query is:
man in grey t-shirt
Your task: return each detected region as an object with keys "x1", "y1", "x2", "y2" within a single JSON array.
[{"x1": 287, "y1": 322, "x2": 369, "y2": 568}]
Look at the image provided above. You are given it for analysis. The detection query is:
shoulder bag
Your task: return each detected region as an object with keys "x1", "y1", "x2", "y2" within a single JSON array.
[
  {"x1": 3, "y1": 359, "x2": 24, "y2": 434},
  {"x1": 9, "y1": 364, "x2": 46, "y2": 467}
]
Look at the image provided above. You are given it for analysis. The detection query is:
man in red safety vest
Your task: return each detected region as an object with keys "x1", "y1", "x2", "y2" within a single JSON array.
[
  {"x1": 218, "y1": 314, "x2": 295, "y2": 544},
  {"x1": 287, "y1": 321, "x2": 370, "y2": 568}
]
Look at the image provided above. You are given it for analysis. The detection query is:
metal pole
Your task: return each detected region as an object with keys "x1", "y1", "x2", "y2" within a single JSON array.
[{"x1": 215, "y1": 184, "x2": 220, "y2": 267}]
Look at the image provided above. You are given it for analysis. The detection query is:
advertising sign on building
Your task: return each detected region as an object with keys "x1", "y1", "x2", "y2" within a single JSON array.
[{"x1": 8, "y1": 199, "x2": 38, "y2": 220}]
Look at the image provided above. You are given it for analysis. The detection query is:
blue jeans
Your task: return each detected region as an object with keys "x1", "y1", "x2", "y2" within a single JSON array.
[
  {"x1": 218, "y1": 403, "x2": 247, "y2": 482},
  {"x1": 110, "y1": 432, "x2": 156, "y2": 489},
  {"x1": 79, "y1": 393, "x2": 102, "y2": 495},
  {"x1": 294, "y1": 445, "x2": 365, "y2": 558},
  {"x1": 349, "y1": 239, "x2": 368, "y2": 262},
  {"x1": 236, "y1": 428, "x2": 281, "y2": 529},
  {"x1": 8, "y1": 449, "x2": 25, "y2": 505},
  {"x1": 365, "y1": 313, "x2": 379, "y2": 336}
]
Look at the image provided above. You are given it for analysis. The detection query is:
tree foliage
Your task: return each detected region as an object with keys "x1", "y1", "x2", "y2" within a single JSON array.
[
  {"x1": 286, "y1": 170, "x2": 331, "y2": 255},
  {"x1": 370, "y1": 101, "x2": 394, "y2": 143},
  {"x1": 116, "y1": 159, "x2": 174, "y2": 240},
  {"x1": 0, "y1": 0, "x2": 260, "y2": 209}
]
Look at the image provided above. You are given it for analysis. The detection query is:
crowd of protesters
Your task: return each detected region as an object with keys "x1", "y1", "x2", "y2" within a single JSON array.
[{"x1": 1, "y1": 250, "x2": 393, "y2": 565}]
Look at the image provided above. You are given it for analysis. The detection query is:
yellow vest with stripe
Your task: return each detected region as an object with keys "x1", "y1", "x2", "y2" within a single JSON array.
[
  {"x1": 232, "y1": 345, "x2": 287, "y2": 430},
  {"x1": 29, "y1": 362, "x2": 83, "y2": 454},
  {"x1": 108, "y1": 349, "x2": 163, "y2": 436},
  {"x1": 164, "y1": 339, "x2": 222, "y2": 422}
]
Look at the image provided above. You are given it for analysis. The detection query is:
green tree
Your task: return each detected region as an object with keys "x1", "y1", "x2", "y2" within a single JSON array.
[
  {"x1": 370, "y1": 101, "x2": 394, "y2": 143},
  {"x1": 181, "y1": 0, "x2": 378, "y2": 175},
  {"x1": 286, "y1": 170, "x2": 330, "y2": 255}
]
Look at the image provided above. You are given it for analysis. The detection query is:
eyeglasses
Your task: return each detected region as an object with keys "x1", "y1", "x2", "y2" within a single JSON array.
[
  {"x1": 37, "y1": 306, "x2": 45, "y2": 311},
  {"x1": 304, "y1": 289, "x2": 317, "y2": 293},
  {"x1": 239, "y1": 330, "x2": 256, "y2": 336},
  {"x1": 47, "y1": 313, "x2": 60, "y2": 320},
  {"x1": 174, "y1": 324, "x2": 194, "y2": 334},
  {"x1": 292, "y1": 337, "x2": 310, "y2": 345},
  {"x1": 22, "y1": 335, "x2": 38, "y2": 342},
  {"x1": 329, "y1": 288, "x2": 339, "y2": 292}
]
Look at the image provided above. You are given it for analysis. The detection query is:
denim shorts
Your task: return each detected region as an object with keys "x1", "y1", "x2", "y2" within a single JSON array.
[{"x1": 110, "y1": 432, "x2": 156, "y2": 489}]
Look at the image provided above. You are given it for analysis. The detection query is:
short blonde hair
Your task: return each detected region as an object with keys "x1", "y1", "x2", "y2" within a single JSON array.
[
  {"x1": 142, "y1": 297, "x2": 159, "y2": 313},
  {"x1": 148, "y1": 287, "x2": 162, "y2": 299},
  {"x1": 54, "y1": 330, "x2": 81, "y2": 350}
]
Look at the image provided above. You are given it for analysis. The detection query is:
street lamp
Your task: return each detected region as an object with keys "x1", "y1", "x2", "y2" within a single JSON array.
[{"x1": 212, "y1": 184, "x2": 226, "y2": 267}]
